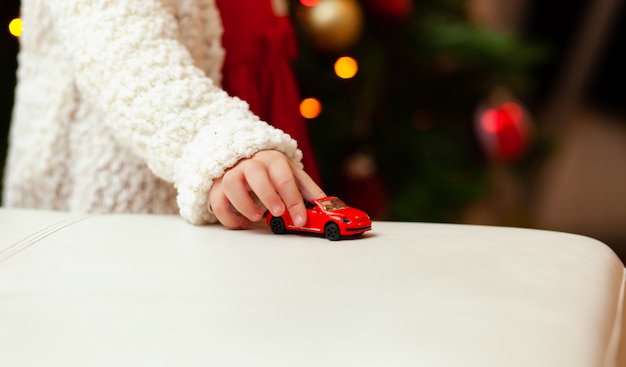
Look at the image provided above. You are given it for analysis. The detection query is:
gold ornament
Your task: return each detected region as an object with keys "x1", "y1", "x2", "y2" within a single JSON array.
[{"x1": 297, "y1": 0, "x2": 364, "y2": 52}]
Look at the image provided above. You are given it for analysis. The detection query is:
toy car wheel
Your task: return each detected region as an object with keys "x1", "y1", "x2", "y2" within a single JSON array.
[
  {"x1": 324, "y1": 222, "x2": 341, "y2": 241},
  {"x1": 269, "y1": 217, "x2": 286, "y2": 234}
]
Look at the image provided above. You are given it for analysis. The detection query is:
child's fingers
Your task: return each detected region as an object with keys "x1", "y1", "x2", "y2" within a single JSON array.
[
  {"x1": 291, "y1": 161, "x2": 326, "y2": 201},
  {"x1": 209, "y1": 180, "x2": 249, "y2": 229},
  {"x1": 222, "y1": 168, "x2": 266, "y2": 223},
  {"x1": 209, "y1": 150, "x2": 324, "y2": 230},
  {"x1": 244, "y1": 163, "x2": 285, "y2": 218},
  {"x1": 268, "y1": 159, "x2": 307, "y2": 227}
]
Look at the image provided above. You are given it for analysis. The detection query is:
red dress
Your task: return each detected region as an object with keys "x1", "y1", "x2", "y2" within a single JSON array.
[{"x1": 216, "y1": 0, "x2": 321, "y2": 184}]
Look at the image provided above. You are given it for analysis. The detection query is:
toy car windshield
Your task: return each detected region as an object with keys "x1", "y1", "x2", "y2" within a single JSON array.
[{"x1": 319, "y1": 197, "x2": 347, "y2": 211}]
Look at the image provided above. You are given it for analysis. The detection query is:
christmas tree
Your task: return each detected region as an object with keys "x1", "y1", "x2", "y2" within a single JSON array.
[{"x1": 289, "y1": 0, "x2": 544, "y2": 222}]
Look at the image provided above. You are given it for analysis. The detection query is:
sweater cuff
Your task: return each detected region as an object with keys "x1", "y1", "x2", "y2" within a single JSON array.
[{"x1": 173, "y1": 99, "x2": 302, "y2": 225}]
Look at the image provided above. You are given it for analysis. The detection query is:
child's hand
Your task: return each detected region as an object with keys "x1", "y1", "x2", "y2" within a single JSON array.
[{"x1": 209, "y1": 150, "x2": 326, "y2": 229}]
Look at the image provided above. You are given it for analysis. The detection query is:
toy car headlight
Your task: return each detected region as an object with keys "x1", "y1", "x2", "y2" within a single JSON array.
[{"x1": 341, "y1": 217, "x2": 351, "y2": 223}]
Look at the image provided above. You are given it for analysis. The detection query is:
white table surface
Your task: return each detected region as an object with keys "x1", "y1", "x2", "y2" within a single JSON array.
[{"x1": 1, "y1": 208, "x2": 625, "y2": 367}]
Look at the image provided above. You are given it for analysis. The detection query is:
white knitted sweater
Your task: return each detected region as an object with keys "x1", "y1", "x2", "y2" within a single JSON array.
[{"x1": 2, "y1": 0, "x2": 303, "y2": 224}]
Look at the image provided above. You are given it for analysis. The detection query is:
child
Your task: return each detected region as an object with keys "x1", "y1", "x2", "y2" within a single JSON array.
[{"x1": 2, "y1": 0, "x2": 324, "y2": 229}]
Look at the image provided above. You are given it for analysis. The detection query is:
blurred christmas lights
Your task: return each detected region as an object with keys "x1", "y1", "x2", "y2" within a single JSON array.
[
  {"x1": 334, "y1": 56, "x2": 358, "y2": 79},
  {"x1": 9, "y1": 18, "x2": 22, "y2": 38},
  {"x1": 300, "y1": 98, "x2": 322, "y2": 119}
]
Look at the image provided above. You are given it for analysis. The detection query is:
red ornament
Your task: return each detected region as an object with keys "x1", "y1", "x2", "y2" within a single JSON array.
[
  {"x1": 299, "y1": 0, "x2": 321, "y2": 6},
  {"x1": 363, "y1": 0, "x2": 414, "y2": 20},
  {"x1": 476, "y1": 101, "x2": 531, "y2": 162}
]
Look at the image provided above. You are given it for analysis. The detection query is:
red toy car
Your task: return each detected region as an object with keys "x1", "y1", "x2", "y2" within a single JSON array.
[{"x1": 266, "y1": 196, "x2": 372, "y2": 240}]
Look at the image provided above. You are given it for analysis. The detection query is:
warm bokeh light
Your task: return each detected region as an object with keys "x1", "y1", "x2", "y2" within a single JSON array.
[
  {"x1": 300, "y1": 98, "x2": 322, "y2": 119},
  {"x1": 8, "y1": 18, "x2": 23, "y2": 38},
  {"x1": 300, "y1": 0, "x2": 322, "y2": 7},
  {"x1": 334, "y1": 56, "x2": 358, "y2": 79}
]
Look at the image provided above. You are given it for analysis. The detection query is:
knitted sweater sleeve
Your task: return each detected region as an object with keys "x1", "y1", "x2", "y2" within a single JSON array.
[{"x1": 47, "y1": 1, "x2": 303, "y2": 224}]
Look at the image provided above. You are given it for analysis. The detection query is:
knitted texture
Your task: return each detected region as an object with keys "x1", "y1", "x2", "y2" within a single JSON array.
[{"x1": 3, "y1": 0, "x2": 303, "y2": 225}]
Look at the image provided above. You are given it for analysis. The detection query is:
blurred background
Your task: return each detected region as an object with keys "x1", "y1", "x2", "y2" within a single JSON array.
[{"x1": 1, "y1": 0, "x2": 625, "y2": 258}]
